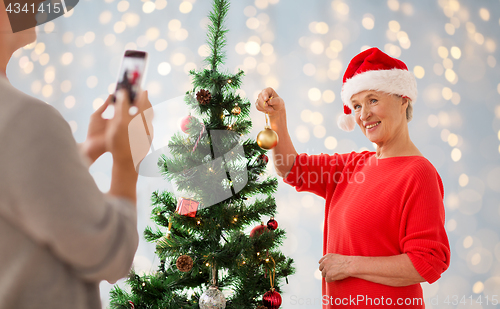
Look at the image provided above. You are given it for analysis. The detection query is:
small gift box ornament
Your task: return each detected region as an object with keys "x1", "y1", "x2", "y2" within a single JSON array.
[{"x1": 176, "y1": 198, "x2": 200, "y2": 217}]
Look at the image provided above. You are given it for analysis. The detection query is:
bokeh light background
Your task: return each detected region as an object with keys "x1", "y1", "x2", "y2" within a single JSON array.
[{"x1": 6, "y1": 0, "x2": 500, "y2": 308}]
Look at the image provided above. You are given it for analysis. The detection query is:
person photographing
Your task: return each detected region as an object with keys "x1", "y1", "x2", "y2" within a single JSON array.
[{"x1": 0, "y1": 2, "x2": 153, "y2": 308}]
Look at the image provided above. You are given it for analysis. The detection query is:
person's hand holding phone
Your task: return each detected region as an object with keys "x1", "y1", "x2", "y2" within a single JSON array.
[
  {"x1": 106, "y1": 89, "x2": 154, "y2": 171},
  {"x1": 80, "y1": 89, "x2": 153, "y2": 167},
  {"x1": 79, "y1": 94, "x2": 114, "y2": 165},
  {"x1": 80, "y1": 50, "x2": 150, "y2": 167}
]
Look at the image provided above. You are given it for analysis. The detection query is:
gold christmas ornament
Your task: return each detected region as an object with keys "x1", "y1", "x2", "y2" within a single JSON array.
[
  {"x1": 257, "y1": 97, "x2": 278, "y2": 150},
  {"x1": 257, "y1": 127, "x2": 278, "y2": 150},
  {"x1": 231, "y1": 105, "x2": 241, "y2": 115}
]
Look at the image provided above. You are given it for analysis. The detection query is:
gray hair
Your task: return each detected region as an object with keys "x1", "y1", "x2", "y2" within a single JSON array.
[
  {"x1": 406, "y1": 100, "x2": 413, "y2": 122},
  {"x1": 394, "y1": 94, "x2": 413, "y2": 123}
]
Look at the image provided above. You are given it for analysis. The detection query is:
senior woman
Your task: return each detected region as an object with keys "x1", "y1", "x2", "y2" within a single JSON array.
[{"x1": 256, "y1": 47, "x2": 451, "y2": 308}]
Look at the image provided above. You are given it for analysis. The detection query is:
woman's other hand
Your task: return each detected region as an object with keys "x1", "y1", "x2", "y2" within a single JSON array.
[{"x1": 319, "y1": 253, "x2": 353, "y2": 283}]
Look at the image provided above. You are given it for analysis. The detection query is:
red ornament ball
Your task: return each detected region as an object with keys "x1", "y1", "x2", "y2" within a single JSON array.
[
  {"x1": 259, "y1": 154, "x2": 269, "y2": 164},
  {"x1": 263, "y1": 289, "x2": 282, "y2": 309},
  {"x1": 267, "y1": 218, "x2": 278, "y2": 231},
  {"x1": 250, "y1": 223, "x2": 268, "y2": 238},
  {"x1": 181, "y1": 115, "x2": 197, "y2": 133}
]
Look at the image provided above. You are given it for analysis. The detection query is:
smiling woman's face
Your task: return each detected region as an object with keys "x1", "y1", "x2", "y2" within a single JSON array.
[{"x1": 350, "y1": 90, "x2": 408, "y2": 144}]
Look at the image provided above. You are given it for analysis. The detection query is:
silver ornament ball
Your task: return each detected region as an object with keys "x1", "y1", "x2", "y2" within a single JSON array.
[{"x1": 199, "y1": 286, "x2": 226, "y2": 309}]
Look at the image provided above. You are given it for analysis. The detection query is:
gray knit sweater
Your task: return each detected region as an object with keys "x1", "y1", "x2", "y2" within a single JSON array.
[{"x1": 0, "y1": 75, "x2": 139, "y2": 309}]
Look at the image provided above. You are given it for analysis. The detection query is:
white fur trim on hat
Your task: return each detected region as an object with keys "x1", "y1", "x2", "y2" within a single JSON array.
[
  {"x1": 341, "y1": 68, "x2": 417, "y2": 110},
  {"x1": 337, "y1": 113, "x2": 355, "y2": 132}
]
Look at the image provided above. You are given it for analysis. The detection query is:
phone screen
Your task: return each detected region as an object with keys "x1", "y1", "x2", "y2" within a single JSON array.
[{"x1": 114, "y1": 50, "x2": 148, "y2": 104}]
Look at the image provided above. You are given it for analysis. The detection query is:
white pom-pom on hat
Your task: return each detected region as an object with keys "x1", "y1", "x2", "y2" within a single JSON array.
[
  {"x1": 337, "y1": 106, "x2": 355, "y2": 132},
  {"x1": 337, "y1": 47, "x2": 418, "y2": 132}
]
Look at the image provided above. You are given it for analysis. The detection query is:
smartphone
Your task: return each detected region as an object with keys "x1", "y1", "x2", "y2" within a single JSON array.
[{"x1": 113, "y1": 50, "x2": 148, "y2": 104}]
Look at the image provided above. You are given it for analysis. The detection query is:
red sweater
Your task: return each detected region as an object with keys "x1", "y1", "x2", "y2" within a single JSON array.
[{"x1": 283, "y1": 151, "x2": 450, "y2": 308}]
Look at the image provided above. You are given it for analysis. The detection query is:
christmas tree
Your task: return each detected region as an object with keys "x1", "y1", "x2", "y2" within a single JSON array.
[{"x1": 109, "y1": 0, "x2": 295, "y2": 308}]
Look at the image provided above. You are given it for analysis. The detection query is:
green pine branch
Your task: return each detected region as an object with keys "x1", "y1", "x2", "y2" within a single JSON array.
[{"x1": 205, "y1": 0, "x2": 230, "y2": 71}]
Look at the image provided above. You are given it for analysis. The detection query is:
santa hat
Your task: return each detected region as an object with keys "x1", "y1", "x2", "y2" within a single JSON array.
[{"x1": 338, "y1": 47, "x2": 418, "y2": 132}]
